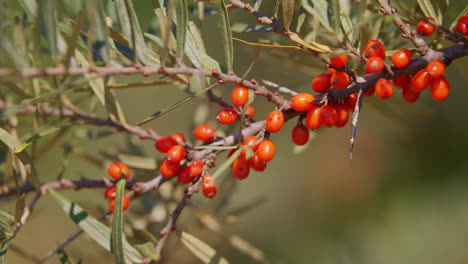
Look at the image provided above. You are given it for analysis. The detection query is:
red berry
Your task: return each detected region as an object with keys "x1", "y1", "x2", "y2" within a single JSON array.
[
  {"x1": 104, "y1": 186, "x2": 116, "y2": 199},
  {"x1": 305, "y1": 107, "x2": 321, "y2": 130},
  {"x1": 334, "y1": 104, "x2": 349, "y2": 127},
  {"x1": 170, "y1": 132, "x2": 186, "y2": 143},
  {"x1": 311, "y1": 73, "x2": 331, "y2": 92},
  {"x1": 190, "y1": 160, "x2": 203, "y2": 176},
  {"x1": 455, "y1": 15, "x2": 468, "y2": 36},
  {"x1": 109, "y1": 195, "x2": 130, "y2": 213},
  {"x1": 393, "y1": 74, "x2": 412, "y2": 89},
  {"x1": 344, "y1": 93, "x2": 358, "y2": 111},
  {"x1": 330, "y1": 53, "x2": 348, "y2": 68},
  {"x1": 375, "y1": 78, "x2": 393, "y2": 99},
  {"x1": 426, "y1": 60, "x2": 445, "y2": 79},
  {"x1": 216, "y1": 108, "x2": 239, "y2": 125},
  {"x1": 108, "y1": 162, "x2": 130, "y2": 180},
  {"x1": 257, "y1": 140, "x2": 275, "y2": 162},
  {"x1": 391, "y1": 49, "x2": 412, "y2": 68},
  {"x1": 291, "y1": 124, "x2": 309, "y2": 145},
  {"x1": 417, "y1": 17, "x2": 436, "y2": 36},
  {"x1": 330, "y1": 71, "x2": 350, "y2": 89},
  {"x1": 160, "y1": 159, "x2": 180, "y2": 178},
  {"x1": 202, "y1": 175, "x2": 217, "y2": 198},
  {"x1": 366, "y1": 56, "x2": 385, "y2": 73},
  {"x1": 155, "y1": 137, "x2": 177, "y2": 153},
  {"x1": 231, "y1": 85, "x2": 249, "y2": 107},
  {"x1": 193, "y1": 125, "x2": 215, "y2": 141},
  {"x1": 363, "y1": 86, "x2": 375, "y2": 96},
  {"x1": 166, "y1": 145, "x2": 187, "y2": 163},
  {"x1": 266, "y1": 110, "x2": 284, "y2": 133},
  {"x1": 178, "y1": 166, "x2": 196, "y2": 184},
  {"x1": 402, "y1": 86, "x2": 420, "y2": 103},
  {"x1": 319, "y1": 105, "x2": 337, "y2": 127},
  {"x1": 241, "y1": 136, "x2": 259, "y2": 157},
  {"x1": 364, "y1": 40, "x2": 386, "y2": 59},
  {"x1": 410, "y1": 70, "x2": 432, "y2": 91},
  {"x1": 291, "y1": 93, "x2": 315, "y2": 111},
  {"x1": 430, "y1": 76, "x2": 450, "y2": 101},
  {"x1": 245, "y1": 105, "x2": 255, "y2": 118},
  {"x1": 249, "y1": 154, "x2": 267, "y2": 172},
  {"x1": 327, "y1": 68, "x2": 337, "y2": 75},
  {"x1": 232, "y1": 156, "x2": 251, "y2": 179}
]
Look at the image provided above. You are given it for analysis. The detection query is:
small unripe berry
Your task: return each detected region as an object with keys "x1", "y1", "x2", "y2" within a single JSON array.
[
  {"x1": 411, "y1": 70, "x2": 432, "y2": 91},
  {"x1": 266, "y1": 110, "x2": 284, "y2": 133},
  {"x1": 330, "y1": 71, "x2": 350, "y2": 89},
  {"x1": 232, "y1": 156, "x2": 251, "y2": 179},
  {"x1": 104, "y1": 186, "x2": 116, "y2": 199},
  {"x1": 193, "y1": 125, "x2": 215, "y2": 141},
  {"x1": 330, "y1": 53, "x2": 348, "y2": 68},
  {"x1": 305, "y1": 107, "x2": 321, "y2": 130},
  {"x1": 334, "y1": 104, "x2": 349, "y2": 127},
  {"x1": 155, "y1": 137, "x2": 177, "y2": 153},
  {"x1": 231, "y1": 85, "x2": 249, "y2": 106},
  {"x1": 311, "y1": 73, "x2": 331, "y2": 92},
  {"x1": 108, "y1": 195, "x2": 130, "y2": 213},
  {"x1": 108, "y1": 162, "x2": 130, "y2": 180},
  {"x1": 160, "y1": 159, "x2": 180, "y2": 178},
  {"x1": 202, "y1": 175, "x2": 217, "y2": 198},
  {"x1": 393, "y1": 74, "x2": 412, "y2": 89},
  {"x1": 216, "y1": 108, "x2": 239, "y2": 125},
  {"x1": 364, "y1": 40, "x2": 386, "y2": 59},
  {"x1": 402, "y1": 86, "x2": 420, "y2": 103},
  {"x1": 417, "y1": 17, "x2": 436, "y2": 36},
  {"x1": 166, "y1": 145, "x2": 187, "y2": 163},
  {"x1": 249, "y1": 154, "x2": 267, "y2": 172},
  {"x1": 391, "y1": 49, "x2": 412, "y2": 68},
  {"x1": 366, "y1": 56, "x2": 385, "y2": 73},
  {"x1": 426, "y1": 60, "x2": 445, "y2": 79},
  {"x1": 257, "y1": 140, "x2": 275, "y2": 162},
  {"x1": 319, "y1": 105, "x2": 337, "y2": 127},
  {"x1": 375, "y1": 78, "x2": 393, "y2": 99},
  {"x1": 291, "y1": 124, "x2": 309, "y2": 145},
  {"x1": 430, "y1": 76, "x2": 450, "y2": 101},
  {"x1": 291, "y1": 93, "x2": 315, "y2": 111}
]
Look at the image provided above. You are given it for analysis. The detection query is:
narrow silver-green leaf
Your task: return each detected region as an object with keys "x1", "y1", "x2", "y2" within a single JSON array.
[
  {"x1": 281, "y1": 0, "x2": 295, "y2": 30},
  {"x1": 91, "y1": 1, "x2": 111, "y2": 63},
  {"x1": 296, "y1": 2, "x2": 306, "y2": 33},
  {"x1": 216, "y1": 0, "x2": 234, "y2": 71},
  {"x1": 176, "y1": 0, "x2": 188, "y2": 59},
  {"x1": 340, "y1": 9, "x2": 353, "y2": 41},
  {"x1": 180, "y1": 232, "x2": 229, "y2": 264},
  {"x1": 57, "y1": 249, "x2": 77, "y2": 264},
  {"x1": 0, "y1": 210, "x2": 14, "y2": 264},
  {"x1": 135, "y1": 242, "x2": 160, "y2": 261},
  {"x1": 253, "y1": 0, "x2": 263, "y2": 10},
  {"x1": 15, "y1": 122, "x2": 70, "y2": 153},
  {"x1": 111, "y1": 179, "x2": 126, "y2": 264},
  {"x1": 303, "y1": 0, "x2": 332, "y2": 31},
  {"x1": 41, "y1": 0, "x2": 59, "y2": 62},
  {"x1": 212, "y1": 149, "x2": 241, "y2": 180},
  {"x1": 416, "y1": 0, "x2": 437, "y2": 20},
  {"x1": 14, "y1": 194, "x2": 26, "y2": 223},
  {"x1": 49, "y1": 189, "x2": 143, "y2": 263},
  {"x1": 330, "y1": 0, "x2": 340, "y2": 33}
]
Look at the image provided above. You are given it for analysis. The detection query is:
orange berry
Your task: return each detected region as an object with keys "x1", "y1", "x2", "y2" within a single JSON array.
[
  {"x1": 375, "y1": 78, "x2": 393, "y2": 99},
  {"x1": 193, "y1": 124, "x2": 215, "y2": 141},
  {"x1": 426, "y1": 60, "x2": 445, "y2": 79},
  {"x1": 334, "y1": 104, "x2": 349, "y2": 127},
  {"x1": 160, "y1": 159, "x2": 180, "y2": 178},
  {"x1": 166, "y1": 145, "x2": 187, "y2": 163},
  {"x1": 305, "y1": 107, "x2": 321, "y2": 130},
  {"x1": 202, "y1": 174, "x2": 217, "y2": 198},
  {"x1": 108, "y1": 162, "x2": 130, "y2": 180},
  {"x1": 327, "y1": 68, "x2": 337, "y2": 75},
  {"x1": 344, "y1": 93, "x2": 358, "y2": 111},
  {"x1": 231, "y1": 85, "x2": 249, "y2": 106},
  {"x1": 291, "y1": 124, "x2": 309, "y2": 145},
  {"x1": 257, "y1": 140, "x2": 275, "y2": 162},
  {"x1": 245, "y1": 105, "x2": 255, "y2": 118},
  {"x1": 363, "y1": 86, "x2": 375, "y2": 96},
  {"x1": 104, "y1": 185, "x2": 116, "y2": 199},
  {"x1": 410, "y1": 69, "x2": 432, "y2": 91},
  {"x1": 330, "y1": 71, "x2": 350, "y2": 89},
  {"x1": 402, "y1": 86, "x2": 420, "y2": 103},
  {"x1": 364, "y1": 40, "x2": 386, "y2": 59},
  {"x1": 216, "y1": 108, "x2": 239, "y2": 125},
  {"x1": 169, "y1": 133, "x2": 186, "y2": 144},
  {"x1": 393, "y1": 74, "x2": 412, "y2": 89},
  {"x1": 366, "y1": 56, "x2": 385, "y2": 73},
  {"x1": 109, "y1": 195, "x2": 130, "y2": 213},
  {"x1": 455, "y1": 15, "x2": 468, "y2": 36},
  {"x1": 417, "y1": 17, "x2": 436, "y2": 36},
  {"x1": 311, "y1": 73, "x2": 331, "y2": 92},
  {"x1": 249, "y1": 154, "x2": 267, "y2": 172},
  {"x1": 232, "y1": 156, "x2": 250, "y2": 179},
  {"x1": 391, "y1": 49, "x2": 412, "y2": 68},
  {"x1": 291, "y1": 93, "x2": 315, "y2": 111},
  {"x1": 190, "y1": 160, "x2": 203, "y2": 176},
  {"x1": 178, "y1": 166, "x2": 195, "y2": 184},
  {"x1": 330, "y1": 53, "x2": 348, "y2": 68},
  {"x1": 241, "y1": 136, "x2": 259, "y2": 157},
  {"x1": 319, "y1": 105, "x2": 337, "y2": 127},
  {"x1": 430, "y1": 76, "x2": 450, "y2": 101},
  {"x1": 155, "y1": 137, "x2": 177, "y2": 153},
  {"x1": 266, "y1": 110, "x2": 284, "y2": 133}
]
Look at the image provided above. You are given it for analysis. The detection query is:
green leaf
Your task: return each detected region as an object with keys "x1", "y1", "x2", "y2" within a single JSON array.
[
  {"x1": 216, "y1": 0, "x2": 234, "y2": 72},
  {"x1": 48, "y1": 189, "x2": 143, "y2": 263},
  {"x1": 135, "y1": 242, "x2": 160, "y2": 261},
  {"x1": 416, "y1": 0, "x2": 437, "y2": 20},
  {"x1": 111, "y1": 179, "x2": 126, "y2": 264},
  {"x1": 233, "y1": 38, "x2": 300, "y2": 51},
  {"x1": 340, "y1": 9, "x2": 353, "y2": 41},
  {"x1": 253, "y1": 0, "x2": 263, "y2": 10},
  {"x1": 0, "y1": 209, "x2": 14, "y2": 264},
  {"x1": 180, "y1": 232, "x2": 229, "y2": 264},
  {"x1": 176, "y1": 0, "x2": 188, "y2": 59},
  {"x1": 61, "y1": 12, "x2": 85, "y2": 67},
  {"x1": 281, "y1": 0, "x2": 295, "y2": 31},
  {"x1": 137, "y1": 83, "x2": 218, "y2": 126},
  {"x1": 15, "y1": 122, "x2": 71, "y2": 153},
  {"x1": 303, "y1": 0, "x2": 332, "y2": 31},
  {"x1": 41, "y1": 0, "x2": 59, "y2": 63},
  {"x1": 90, "y1": 1, "x2": 111, "y2": 63},
  {"x1": 116, "y1": 154, "x2": 157, "y2": 170},
  {"x1": 57, "y1": 248, "x2": 77, "y2": 264},
  {"x1": 296, "y1": 3, "x2": 306, "y2": 33},
  {"x1": 330, "y1": 0, "x2": 340, "y2": 33},
  {"x1": 231, "y1": 23, "x2": 273, "y2": 33},
  {"x1": 212, "y1": 149, "x2": 241, "y2": 180},
  {"x1": 14, "y1": 194, "x2": 26, "y2": 223}
]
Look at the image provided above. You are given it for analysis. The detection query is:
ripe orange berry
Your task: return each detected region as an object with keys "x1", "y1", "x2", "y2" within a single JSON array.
[
  {"x1": 334, "y1": 104, "x2": 349, "y2": 127},
  {"x1": 245, "y1": 105, "x2": 255, "y2": 118},
  {"x1": 330, "y1": 53, "x2": 348, "y2": 68},
  {"x1": 364, "y1": 40, "x2": 386, "y2": 59},
  {"x1": 330, "y1": 71, "x2": 350, "y2": 89},
  {"x1": 455, "y1": 15, "x2": 468, "y2": 36},
  {"x1": 291, "y1": 124, "x2": 309, "y2": 145},
  {"x1": 108, "y1": 162, "x2": 130, "y2": 180},
  {"x1": 393, "y1": 74, "x2": 412, "y2": 89},
  {"x1": 216, "y1": 108, "x2": 239, "y2": 125},
  {"x1": 169, "y1": 133, "x2": 186, "y2": 144},
  {"x1": 375, "y1": 78, "x2": 393, "y2": 99},
  {"x1": 305, "y1": 107, "x2": 321, "y2": 130},
  {"x1": 410, "y1": 69, "x2": 432, "y2": 91},
  {"x1": 109, "y1": 195, "x2": 130, "y2": 213},
  {"x1": 202, "y1": 174, "x2": 217, "y2": 198},
  {"x1": 430, "y1": 76, "x2": 450, "y2": 101},
  {"x1": 327, "y1": 68, "x2": 337, "y2": 75},
  {"x1": 363, "y1": 86, "x2": 375, "y2": 96},
  {"x1": 311, "y1": 73, "x2": 331, "y2": 92},
  {"x1": 426, "y1": 60, "x2": 445, "y2": 79},
  {"x1": 391, "y1": 49, "x2": 412, "y2": 68},
  {"x1": 166, "y1": 145, "x2": 187, "y2": 163},
  {"x1": 155, "y1": 137, "x2": 177, "y2": 153},
  {"x1": 344, "y1": 93, "x2": 358, "y2": 111},
  {"x1": 319, "y1": 105, "x2": 337, "y2": 127},
  {"x1": 266, "y1": 110, "x2": 284, "y2": 133},
  {"x1": 190, "y1": 160, "x2": 203, "y2": 176},
  {"x1": 366, "y1": 56, "x2": 385, "y2": 73},
  {"x1": 231, "y1": 85, "x2": 249, "y2": 107},
  {"x1": 104, "y1": 185, "x2": 116, "y2": 199},
  {"x1": 232, "y1": 156, "x2": 251, "y2": 179},
  {"x1": 249, "y1": 154, "x2": 267, "y2": 172},
  {"x1": 241, "y1": 136, "x2": 259, "y2": 157},
  {"x1": 402, "y1": 86, "x2": 420, "y2": 103},
  {"x1": 257, "y1": 140, "x2": 275, "y2": 162},
  {"x1": 193, "y1": 124, "x2": 215, "y2": 141},
  {"x1": 160, "y1": 159, "x2": 180, "y2": 178},
  {"x1": 417, "y1": 17, "x2": 436, "y2": 36},
  {"x1": 178, "y1": 166, "x2": 195, "y2": 184},
  {"x1": 291, "y1": 93, "x2": 315, "y2": 111}
]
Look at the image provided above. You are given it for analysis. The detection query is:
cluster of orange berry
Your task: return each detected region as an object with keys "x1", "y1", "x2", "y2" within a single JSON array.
[{"x1": 105, "y1": 162, "x2": 131, "y2": 212}]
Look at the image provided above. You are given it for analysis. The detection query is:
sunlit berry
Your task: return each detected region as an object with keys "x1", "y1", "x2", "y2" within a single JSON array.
[
  {"x1": 291, "y1": 124, "x2": 309, "y2": 145},
  {"x1": 241, "y1": 136, "x2": 259, "y2": 157},
  {"x1": 375, "y1": 78, "x2": 393, "y2": 99},
  {"x1": 291, "y1": 93, "x2": 315, "y2": 111},
  {"x1": 232, "y1": 156, "x2": 250, "y2": 179},
  {"x1": 266, "y1": 110, "x2": 284, "y2": 133},
  {"x1": 455, "y1": 15, "x2": 468, "y2": 36},
  {"x1": 190, "y1": 160, "x2": 203, "y2": 176},
  {"x1": 104, "y1": 186, "x2": 116, "y2": 199},
  {"x1": 109, "y1": 195, "x2": 130, "y2": 213},
  {"x1": 170, "y1": 132, "x2": 186, "y2": 144},
  {"x1": 426, "y1": 60, "x2": 445, "y2": 79},
  {"x1": 166, "y1": 145, "x2": 187, "y2": 163},
  {"x1": 402, "y1": 86, "x2": 420, "y2": 103},
  {"x1": 202, "y1": 175, "x2": 217, "y2": 198},
  {"x1": 344, "y1": 93, "x2": 358, "y2": 111},
  {"x1": 364, "y1": 40, "x2": 386, "y2": 59},
  {"x1": 257, "y1": 140, "x2": 275, "y2": 162},
  {"x1": 311, "y1": 73, "x2": 331, "y2": 92},
  {"x1": 178, "y1": 166, "x2": 196, "y2": 184},
  {"x1": 330, "y1": 53, "x2": 348, "y2": 68},
  {"x1": 410, "y1": 70, "x2": 432, "y2": 91},
  {"x1": 366, "y1": 56, "x2": 385, "y2": 73},
  {"x1": 417, "y1": 17, "x2": 436, "y2": 36},
  {"x1": 216, "y1": 108, "x2": 239, "y2": 125},
  {"x1": 231, "y1": 85, "x2": 249, "y2": 106},
  {"x1": 319, "y1": 105, "x2": 337, "y2": 127},
  {"x1": 305, "y1": 107, "x2": 321, "y2": 130},
  {"x1": 249, "y1": 154, "x2": 267, "y2": 172},
  {"x1": 193, "y1": 124, "x2": 215, "y2": 141},
  {"x1": 330, "y1": 71, "x2": 350, "y2": 89},
  {"x1": 160, "y1": 159, "x2": 180, "y2": 178},
  {"x1": 391, "y1": 49, "x2": 412, "y2": 68},
  {"x1": 108, "y1": 162, "x2": 130, "y2": 180},
  {"x1": 393, "y1": 74, "x2": 412, "y2": 89},
  {"x1": 334, "y1": 104, "x2": 349, "y2": 127},
  {"x1": 430, "y1": 76, "x2": 450, "y2": 101},
  {"x1": 155, "y1": 137, "x2": 177, "y2": 153}
]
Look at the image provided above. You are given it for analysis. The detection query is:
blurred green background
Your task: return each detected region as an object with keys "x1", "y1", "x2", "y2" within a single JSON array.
[{"x1": 3, "y1": 0, "x2": 468, "y2": 263}]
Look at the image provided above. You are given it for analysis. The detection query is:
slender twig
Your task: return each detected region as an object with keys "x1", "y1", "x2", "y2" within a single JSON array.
[{"x1": 261, "y1": 80, "x2": 298, "y2": 96}]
